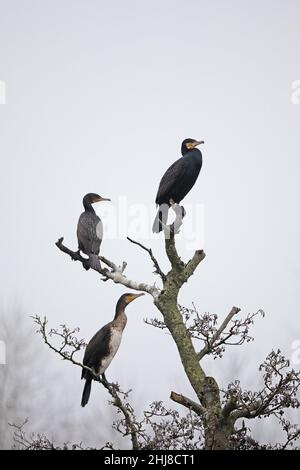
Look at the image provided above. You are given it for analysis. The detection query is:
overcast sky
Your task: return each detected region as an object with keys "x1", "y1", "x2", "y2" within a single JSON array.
[{"x1": 0, "y1": 0, "x2": 300, "y2": 446}]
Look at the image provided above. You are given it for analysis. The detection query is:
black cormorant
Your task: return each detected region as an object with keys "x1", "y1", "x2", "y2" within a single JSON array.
[
  {"x1": 81, "y1": 292, "x2": 144, "y2": 407},
  {"x1": 152, "y1": 138, "x2": 204, "y2": 233},
  {"x1": 77, "y1": 193, "x2": 110, "y2": 270}
]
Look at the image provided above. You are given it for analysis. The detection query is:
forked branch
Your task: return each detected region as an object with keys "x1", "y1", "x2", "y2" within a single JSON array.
[{"x1": 56, "y1": 237, "x2": 160, "y2": 299}]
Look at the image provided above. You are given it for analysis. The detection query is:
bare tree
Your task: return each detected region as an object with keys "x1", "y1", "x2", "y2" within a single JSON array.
[{"x1": 15, "y1": 205, "x2": 300, "y2": 450}]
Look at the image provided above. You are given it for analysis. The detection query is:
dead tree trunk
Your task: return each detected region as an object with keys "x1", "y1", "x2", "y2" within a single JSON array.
[
  {"x1": 56, "y1": 207, "x2": 237, "y2": 449},
  {"x1": 153, "y1": 229, "x2": 234, "y2": 449}
]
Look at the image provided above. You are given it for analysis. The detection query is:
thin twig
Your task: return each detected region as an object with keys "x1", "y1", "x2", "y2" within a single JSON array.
[
  {"x1": 127, "y1": 236, "x2": 166, "y2": 282},
  {"x1": 197, "y1": 307, "x2": 241, "y2": 360}
]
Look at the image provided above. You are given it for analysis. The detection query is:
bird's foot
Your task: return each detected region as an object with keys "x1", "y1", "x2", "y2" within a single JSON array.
[
  {"x1": 169, "y1": 199, "x2": 185, "y2": 217},
  {"x1": 167, "y1": 203, "x2": 185, "y2": 235}
]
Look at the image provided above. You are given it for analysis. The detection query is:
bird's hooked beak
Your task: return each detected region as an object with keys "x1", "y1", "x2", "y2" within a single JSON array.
[
  {"x1": 96, "y1": 196, "x2": 111, "y2": 202},
  {"x1": 187, "y1": 140, "x2": 205, "y2": 149},
  {"x1": 127, "y1": 293, "x2": 145, "y2": 304}
]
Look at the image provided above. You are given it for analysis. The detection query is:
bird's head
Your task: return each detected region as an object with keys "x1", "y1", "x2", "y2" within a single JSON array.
[
  {"x1": 116, "y1": 292, "x2": 145, "y2": 314},
  {"x1": 83, "y1": 193, "x2": 111, "y2": 208},
  {"x1": 181, "y1": 138, "x2": 204, "y2": 156},
  {"x1": 123, "y1": 292, "x2": 145, "y2": 306}
]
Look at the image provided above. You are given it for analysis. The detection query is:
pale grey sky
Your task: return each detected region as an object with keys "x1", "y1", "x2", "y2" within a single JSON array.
[{"x1": 0, "y1": 0, "x2": 300, "y2": 446}]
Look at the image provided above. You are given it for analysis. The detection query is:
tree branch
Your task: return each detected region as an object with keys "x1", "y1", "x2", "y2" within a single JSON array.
[
  {"x1": 225, "y1": 350, "x2": 300, "y2": 423},
  {"x1": 164, "y1": 232, "x2": 184, "y2": 272},
  {"x1": 222, "y1": 394, "x2": 239, "y2": 418},
  {"x1": 56, "y1": 237, "x2": 160, "y2": 299},
  {"x1": 127, "y1": 236, "x2": 166, "y2": 282},
  {"x1": 32, "y1": 315, "x2": 140, "y2": 450},
  {"x1": 163, "y1": 204, "x2": 186, "y2": 272},
  {"x1": 170, "y1": 391, "x2": 206, "y2": 417},
  {"x1": 197, "y1": 307, "x2": 241, "y2": 360},
  {"x1": 183, "y1": 250, "x2": 206, "y2": 281}
]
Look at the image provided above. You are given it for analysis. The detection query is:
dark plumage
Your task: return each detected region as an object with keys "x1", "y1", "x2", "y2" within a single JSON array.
[
  {"x1": 81, "y1": 292, "x2": 144, "y2": 407},
  {"x1": 152, "y1": 138, "x2": 204, "y2": 233},
  {"x1": 77, "y1": 193, "x2": 110, "y2": 270}
]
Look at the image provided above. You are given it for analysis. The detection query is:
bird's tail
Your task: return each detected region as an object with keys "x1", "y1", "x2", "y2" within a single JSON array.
[
  {"x1": 152, "y1": 204, "x2": 169, "y2": 233},
  {"x1": 89, "y1": 254, "x2": 101, "y2": 270},
  {"x1": 81, "y1": 378, "x2": 92, "y2": 407}
]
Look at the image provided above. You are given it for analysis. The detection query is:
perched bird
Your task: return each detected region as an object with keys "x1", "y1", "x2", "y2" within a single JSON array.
[
  {"x1": 77, "y1": 193, "x2": 110, "y2": 270},
  {"x1": 152, "y1": 138, "x2": 204, "y2": 233},
  {"x1": 81, "y1": 292, "x2": 144, "y2": 407}
]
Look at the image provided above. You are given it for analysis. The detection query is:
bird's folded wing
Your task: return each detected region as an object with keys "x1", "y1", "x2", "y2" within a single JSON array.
[
  {"x1": 82, "y1": 325, "x2": 111, "y2": 379},
  {"x1": 77, "y1": 213, "x2": 102, "y2": 253},
  {"x1": 155, "y1": 157, "x2": 188, "y2": 204}
]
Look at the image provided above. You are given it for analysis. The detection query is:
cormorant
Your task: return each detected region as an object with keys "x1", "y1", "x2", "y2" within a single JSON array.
[
  {"x1": 152, "y1": 138, "x2": 204, "y2": 233},
  {"x1": 77, "y1": 193, "x2": 110, "y2": 270},
  {"x1": 81, "y1": 292, "x2": 144, "y2": 407}
]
